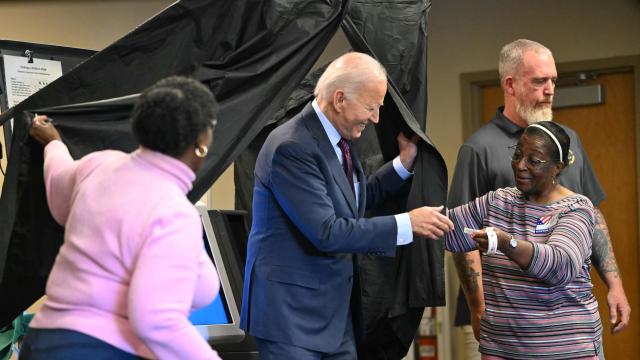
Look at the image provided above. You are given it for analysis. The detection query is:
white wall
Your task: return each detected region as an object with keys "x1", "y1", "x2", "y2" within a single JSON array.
[{"x1": 0, "y1": 0, "x2": 174, "y2": 50}]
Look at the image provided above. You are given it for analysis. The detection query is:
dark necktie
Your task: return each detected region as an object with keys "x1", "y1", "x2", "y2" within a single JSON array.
[{"x1": 338, "y1": 138, "x2": 355, "y2": 195}]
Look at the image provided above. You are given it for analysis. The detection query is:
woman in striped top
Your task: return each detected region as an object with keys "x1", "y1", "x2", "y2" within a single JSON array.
[{"x1": 446, "y1": 121, "x2": 601, "y2": 359}]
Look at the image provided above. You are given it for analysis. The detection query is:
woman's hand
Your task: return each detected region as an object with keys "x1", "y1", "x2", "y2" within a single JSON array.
[
  {"x1": 473, "y1": 227, "x2": 534, "y2": 269},
  {"x1": 472, "y1": 227, "x2": 511, "y2": 253},
  {"x1": 30, "y1": 115, "x2": 62, "y2": 145}
]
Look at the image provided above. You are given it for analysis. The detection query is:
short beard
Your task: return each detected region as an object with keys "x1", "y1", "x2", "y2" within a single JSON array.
[{"x1": 516, "y1": 100, "x2": 553, "y2": 125}]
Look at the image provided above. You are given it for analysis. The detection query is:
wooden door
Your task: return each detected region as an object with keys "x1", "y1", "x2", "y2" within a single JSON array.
[{"x1": 480, "y1": 71, "x2": 640, "y2": 359}]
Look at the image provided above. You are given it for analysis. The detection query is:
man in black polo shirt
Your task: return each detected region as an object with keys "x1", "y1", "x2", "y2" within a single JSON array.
[{"x1": 448, "y1": 38, "x2": 630, "y2": 359}]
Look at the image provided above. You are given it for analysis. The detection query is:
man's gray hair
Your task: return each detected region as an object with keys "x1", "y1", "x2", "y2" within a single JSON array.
[
  {"x1": 498, "y1": 39, "x2": 553, "y2": 81},
  {"x1": 314, "y1": 52, "x2": 387, "y2": 101}
]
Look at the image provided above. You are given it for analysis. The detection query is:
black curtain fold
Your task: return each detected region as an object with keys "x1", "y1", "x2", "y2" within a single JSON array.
[
  {"x1": 347, "y1": 0, "x2": 430, "y2": 127},
  {"x1": 343, "y1": 8, "x2": 446, "y2": 358}
]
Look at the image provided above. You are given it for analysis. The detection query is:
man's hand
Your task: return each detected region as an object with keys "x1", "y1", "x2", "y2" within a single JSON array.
[
  {"x1": 607, "y1": 285, "x2": 631, "y2": 334},
  {"x1": 591, "y1": 208, "x2": 631, "y2": 334},
  {"x1": 408, "y1": 205, "x2": 453, "y2": 240},
  {"x1": 397, "y1": 132, "x2": 419, "y2": 171}
]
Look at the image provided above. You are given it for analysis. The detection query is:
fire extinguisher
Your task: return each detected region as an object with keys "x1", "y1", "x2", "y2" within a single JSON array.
[
  {"x1": 417, "y1": 307, "x2": 437, "y2": 360},
  {"x1": 418, "y1": 335, "x2": 437, "y2": 360}
]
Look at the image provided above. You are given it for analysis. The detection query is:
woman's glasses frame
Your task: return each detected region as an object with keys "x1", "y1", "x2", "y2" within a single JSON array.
[{"x1": 508, "y1": 145, "x2": 549, "y2": 169}]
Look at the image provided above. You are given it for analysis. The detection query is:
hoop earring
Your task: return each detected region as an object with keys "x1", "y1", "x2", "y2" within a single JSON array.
[{"x1": 195, "y1": 145, "x2": 208, "y2": 158}]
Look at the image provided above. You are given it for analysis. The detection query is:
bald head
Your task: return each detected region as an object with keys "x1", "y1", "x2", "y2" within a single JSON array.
[
  {"x1": 313, "y1": 52, "x2": 388, "y2": 140},
  {"x1": 314, "y1": 52, "x2": 387, "y2": 102}
]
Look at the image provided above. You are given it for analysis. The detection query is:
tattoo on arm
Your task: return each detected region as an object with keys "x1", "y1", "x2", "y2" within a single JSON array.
[
  {"x1": 453, "y1": 253, "x2": 481, "y2": 293},
  {"x1": 592, "y1": 208, "x2": 620, "y2": 277}
]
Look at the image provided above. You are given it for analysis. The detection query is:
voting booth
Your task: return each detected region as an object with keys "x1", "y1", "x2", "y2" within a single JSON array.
[
  {"x1": 0, "y1": 40, "x2": 258, "y2": 356},
  {"x1": 193, "y1": 206, "x2": 259, "y2": 359},
  {"x1": 190, "y1": 205, "x2": 259, "y2": 359},
  {"x1": 190, "y1": 205, "x2": 245, "y2": 343}
]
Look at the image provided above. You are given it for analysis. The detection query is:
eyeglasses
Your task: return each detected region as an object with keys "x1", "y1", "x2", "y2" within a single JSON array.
[{"x1": 508, "y1": 145, "x2": 549, "y2": 169}]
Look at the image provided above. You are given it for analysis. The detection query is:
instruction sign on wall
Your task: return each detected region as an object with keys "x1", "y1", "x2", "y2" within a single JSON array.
[{"x1": 2, "y1": 54, "x2": 63, "y2": 109}]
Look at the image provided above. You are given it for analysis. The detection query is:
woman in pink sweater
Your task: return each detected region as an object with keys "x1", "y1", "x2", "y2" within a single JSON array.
[{"x1": 20, "y1": 76, "x2": 222, "y2": 360}]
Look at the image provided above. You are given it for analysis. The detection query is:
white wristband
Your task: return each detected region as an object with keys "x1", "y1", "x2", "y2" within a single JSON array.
[{"x1": 485, "y1": 227, "x2": 498, "y2": 255}]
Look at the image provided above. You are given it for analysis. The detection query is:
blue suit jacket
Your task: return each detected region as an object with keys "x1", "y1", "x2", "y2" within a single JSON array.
[{"x1": 240, "y1": 103, "x2": 408, "y2": 352}]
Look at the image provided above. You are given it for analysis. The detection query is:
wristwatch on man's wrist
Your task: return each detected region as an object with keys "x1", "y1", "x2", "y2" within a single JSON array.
[{"x1": 509, "y1": 235, "x2": 518, "y2": 249}]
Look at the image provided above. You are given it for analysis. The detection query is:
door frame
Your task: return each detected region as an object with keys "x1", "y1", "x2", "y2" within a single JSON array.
[{"x1": 460, "y1": 54, "x2": 640, "y2": 260}]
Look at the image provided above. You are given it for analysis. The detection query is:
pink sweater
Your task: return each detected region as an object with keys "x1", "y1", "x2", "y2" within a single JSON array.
[{"x1": 29, "y1": 141, "x2": 221, "y2": 360}]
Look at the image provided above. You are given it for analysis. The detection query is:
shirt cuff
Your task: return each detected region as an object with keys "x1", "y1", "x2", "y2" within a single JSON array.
[
  {"x1": 393, "y1": 156, "x2": 413, "y2": 180},
  {"x1": 395, "y1": 213, "x2": 413, "y2": 245}
]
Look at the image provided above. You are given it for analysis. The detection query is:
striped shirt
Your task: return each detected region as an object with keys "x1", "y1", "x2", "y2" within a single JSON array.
[{"x1": 446, "y1": 187, "x2": 602, "y2": 359}]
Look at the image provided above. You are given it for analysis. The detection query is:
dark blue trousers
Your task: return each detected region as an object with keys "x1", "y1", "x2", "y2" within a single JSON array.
[
  {"x1": 19, "y1": 328, "x2": 146, "y2": 360},
  {"x1": 255, "y1": 316, "x2": 356, "y2": 360}
]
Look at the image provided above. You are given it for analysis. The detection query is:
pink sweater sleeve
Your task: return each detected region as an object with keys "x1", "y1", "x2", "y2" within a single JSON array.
[
  {"x1": 43, "y1": 140, "x2": 111, "y2": 225},
  {"x1": 43, "y1": 140, "x2": 79, "y2": 225},
  {"x1": 127, "y1": 206, "x2": 221, "y2": 360}
]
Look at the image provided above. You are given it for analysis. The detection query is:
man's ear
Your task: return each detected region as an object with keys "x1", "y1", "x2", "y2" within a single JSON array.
[
  {"x1": 333, "y1": 89, "x2": 346, "y2": 113},
  {"x1": 504, "y1": 76, "x2": 516, "y2": 96}
]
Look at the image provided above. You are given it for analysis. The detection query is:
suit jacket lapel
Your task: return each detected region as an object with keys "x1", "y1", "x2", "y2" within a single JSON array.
[{"x1": 301, "y1": 103, "x2": 358, "y2": 216}]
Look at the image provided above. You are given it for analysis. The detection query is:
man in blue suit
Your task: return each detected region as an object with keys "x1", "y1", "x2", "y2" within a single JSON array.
[{"x1": 240, "y1": 52, "x2": 453, "y2": 359}]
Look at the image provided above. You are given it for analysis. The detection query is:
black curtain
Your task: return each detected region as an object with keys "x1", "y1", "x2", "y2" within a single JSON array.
[
  {"x1": 0, "y1": 0, "x2": 349, "y2": 328},
  {"x1": 348, "y1": 0, "x2": 430, "y2": 127},
  {"x1": 343, "y1": 7, "x2": 446, "y2": 358}
]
